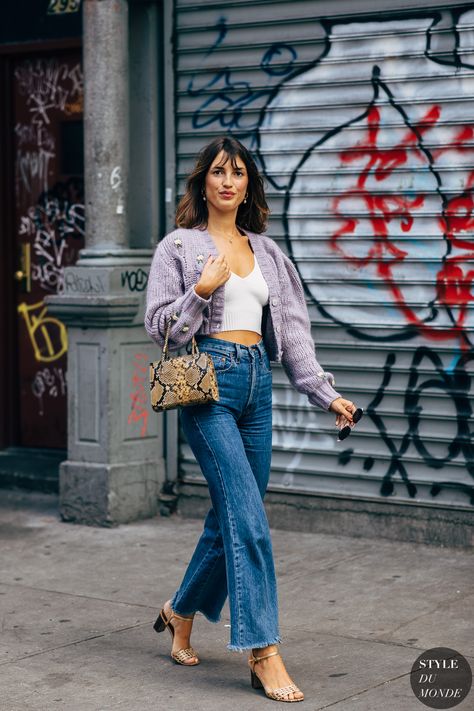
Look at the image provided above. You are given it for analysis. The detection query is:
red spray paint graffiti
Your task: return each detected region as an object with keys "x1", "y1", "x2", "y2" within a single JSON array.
[
  {"x1": 331, "y1": 104, "x2": 474, "y2": 345},
  {"x1": 127, "y1": 353, "x2": 149, "y2": 438},
  {"x1": 437, "y1": 152, "x2": 474, "y2": 335}
]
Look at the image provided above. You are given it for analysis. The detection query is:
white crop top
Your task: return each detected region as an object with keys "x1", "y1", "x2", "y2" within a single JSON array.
[{"x1": 220, "y1": 253, "x2": 269, "y2": 334}]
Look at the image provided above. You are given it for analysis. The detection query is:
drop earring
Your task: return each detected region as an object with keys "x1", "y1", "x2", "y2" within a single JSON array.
[
  {"x1": 202, "y1": 192, "x2": 207, "y2": 202},
  {"x1": 243, "y1": 193, "x2": 248, "y2": 204}
]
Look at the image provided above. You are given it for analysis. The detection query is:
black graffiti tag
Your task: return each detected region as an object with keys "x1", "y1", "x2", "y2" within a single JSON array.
[
  {"x1": 367, "y1": 347, "x2": 474, "y2": 505},
  {"x1": 120, "y1": 268, "x2": 148, "y2": 292}
]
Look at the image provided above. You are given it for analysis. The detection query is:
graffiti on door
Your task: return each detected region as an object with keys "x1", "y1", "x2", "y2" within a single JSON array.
[
  {"x1": 14, "y1": 55, "x2": 84, "y2": 445},
  {"x1": 19, "y1": 179, "x2": 85, "y2": 293},
  {"x1": 17, "y1": 300, "x2": 68, "y2": 363}
]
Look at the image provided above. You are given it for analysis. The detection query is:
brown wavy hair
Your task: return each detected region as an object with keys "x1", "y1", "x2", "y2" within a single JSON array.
[{"x1": 175, "y1": 136, "x2": 270, "y2": 234}]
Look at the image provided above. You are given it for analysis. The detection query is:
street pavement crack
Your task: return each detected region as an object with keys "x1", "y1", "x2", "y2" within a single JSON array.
[
  {"x1": 0, "y1": 620, "x2": 153, "y2": 667},
  {"x1": 377, "y1": 589, "x2": 473, "y2": 638},
  {"x1": 0, "y1": 580, "x2": 159, "y2": 610}
]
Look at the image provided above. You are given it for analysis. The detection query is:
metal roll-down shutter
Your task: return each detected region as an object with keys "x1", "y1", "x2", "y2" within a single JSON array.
[{"x1": 172, "y1": 0, "x2": 474, "y2": 512}]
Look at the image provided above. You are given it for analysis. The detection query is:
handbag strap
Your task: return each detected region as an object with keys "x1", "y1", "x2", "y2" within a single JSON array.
[{"x1": 162, "y1": 316, "x2": 198, "y2": 360}]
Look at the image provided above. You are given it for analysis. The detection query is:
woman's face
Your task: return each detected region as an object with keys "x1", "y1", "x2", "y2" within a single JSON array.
[{"x1": 204, "y1": 150, "x2": 249, "y2": 216}]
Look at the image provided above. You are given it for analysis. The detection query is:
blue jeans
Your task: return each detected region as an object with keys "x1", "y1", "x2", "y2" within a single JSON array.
[{"x1": 170, "y1": 336, "x2": 281, "y2": 652}]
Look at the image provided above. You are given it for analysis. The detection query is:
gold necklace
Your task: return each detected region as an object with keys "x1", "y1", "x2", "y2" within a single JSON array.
[{"x1": 214, "y1": 228, "x2": 241, "y2": 244}]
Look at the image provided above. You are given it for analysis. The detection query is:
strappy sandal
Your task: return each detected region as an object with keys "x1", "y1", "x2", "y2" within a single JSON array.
[
  {"x1": 153, "y1": 604, "x2": 200, "y2": 665},
  {"x1": 248, "y1": 649, "x2": 304, "y2": 703}
]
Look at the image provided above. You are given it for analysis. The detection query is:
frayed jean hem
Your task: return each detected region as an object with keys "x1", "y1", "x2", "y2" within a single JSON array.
[
  {"x1": 227, "y1": 634, "x2": 282, "y2": 653},
  {"x1": 197, "y1": 608, "x2": 221, "y2": 624},
  {"x1": 170, "y1": 595, "x2": 222, "y2": 624}
]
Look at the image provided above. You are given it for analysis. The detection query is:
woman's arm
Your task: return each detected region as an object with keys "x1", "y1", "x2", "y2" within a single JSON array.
[
  {"x1": 144, "y1": 237, "x2": 211, "y2": 350},
  {"x1": 278, "y1": 250, "x2": 345, "y2": 412}
]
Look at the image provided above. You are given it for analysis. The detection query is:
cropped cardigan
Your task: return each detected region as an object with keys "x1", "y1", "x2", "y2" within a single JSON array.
[{"x1": 144, "y1": 227, "x2": 342, "y2": 411}]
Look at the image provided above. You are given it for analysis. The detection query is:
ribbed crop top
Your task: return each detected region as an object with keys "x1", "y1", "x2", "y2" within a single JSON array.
[{"x1": 219, "y1": 253, "x2": 269, "y2": 334}]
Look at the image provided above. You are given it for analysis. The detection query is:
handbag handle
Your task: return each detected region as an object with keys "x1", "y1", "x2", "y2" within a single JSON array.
[{"x1": 162, "y1": 316, "x2": 198, "y2": 360}]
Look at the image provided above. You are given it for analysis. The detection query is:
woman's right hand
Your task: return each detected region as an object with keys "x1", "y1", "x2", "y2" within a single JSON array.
[{"x1": 194, "y1": 254, "x2": 231, "y2": 299}]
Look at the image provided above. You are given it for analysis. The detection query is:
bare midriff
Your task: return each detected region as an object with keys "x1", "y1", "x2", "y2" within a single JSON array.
[{"x1": 208, "y1": 329, "x2": 262, "y2": 346}]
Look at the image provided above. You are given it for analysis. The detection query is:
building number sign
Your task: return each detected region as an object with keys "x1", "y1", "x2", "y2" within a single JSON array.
[{"x1": 48, "y1": 0, "x2": 81, "y2": 14}]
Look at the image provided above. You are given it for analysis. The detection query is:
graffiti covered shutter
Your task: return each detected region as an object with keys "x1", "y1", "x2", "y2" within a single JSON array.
[{"x1": 174, "y1": 0, "x2": 474, "y2": 510}]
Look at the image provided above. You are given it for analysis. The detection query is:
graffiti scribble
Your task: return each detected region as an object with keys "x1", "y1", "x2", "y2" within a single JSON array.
[
  {"x1": 127, "y1": 353, "x2": 150, "y2": 438},
  {"x1": 366, "y1": 347, "x2": 473, "y2": 504}
]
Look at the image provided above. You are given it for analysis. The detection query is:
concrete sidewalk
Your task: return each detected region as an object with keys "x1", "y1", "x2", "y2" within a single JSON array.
[{"x1": 0, "y1": 490, "x2": 472, "y2": 711}]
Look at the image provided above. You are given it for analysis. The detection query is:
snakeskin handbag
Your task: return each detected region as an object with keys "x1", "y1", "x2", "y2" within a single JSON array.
[{"x1": 149, "y1": 318, "x2": 219, "y2": 412}]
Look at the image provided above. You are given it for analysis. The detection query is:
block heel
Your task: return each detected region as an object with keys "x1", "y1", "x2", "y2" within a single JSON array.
[
  {"x1": 248, "y1": 648, "x2": 304, "y2": 703},
  {"x1": 153, "y1": 612, "x2": 166, "y2": 634},
  {"x1": 154, "y1": 603, "x2": 200, "y2": 666}
]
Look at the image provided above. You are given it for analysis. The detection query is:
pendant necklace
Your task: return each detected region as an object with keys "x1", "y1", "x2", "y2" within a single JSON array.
[
  {"x1": 227, "y1": 227, "x2": 244, "y2": 244},
  {"x1": 215, "y1": 229, "x2": 241, "y2": 244}
]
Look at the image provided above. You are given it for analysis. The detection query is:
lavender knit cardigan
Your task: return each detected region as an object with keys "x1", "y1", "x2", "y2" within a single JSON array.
[{"x1": 144, "y1": 227, "x2": 341, "y2": 411}]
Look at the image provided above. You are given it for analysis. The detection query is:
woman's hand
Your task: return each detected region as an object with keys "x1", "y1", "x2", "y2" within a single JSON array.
[
  {"x1": 194, "y1": 254, "x2": 231, "y2": 299},
  {"x1": 329, "y1": 397, "x2": 357, "y2": 428}
]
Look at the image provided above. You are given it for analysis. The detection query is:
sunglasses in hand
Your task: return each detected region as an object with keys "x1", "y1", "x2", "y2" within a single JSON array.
[{"x1": 337, "y1": 407, "x2": 364, "y2": 442}]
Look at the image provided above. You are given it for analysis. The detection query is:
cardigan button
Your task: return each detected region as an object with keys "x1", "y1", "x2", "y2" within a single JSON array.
[
  {"x1": 271, "y1": 298, "x2": 278, "y2": 306},
  {"x1": 182, "y1": 325, "x2": 189, "y2": 332},
  {"x1": 172, "y1": 312, "x2": 179, "y2": 321},
  {"x1": 276, "y1": 325, "x2": 281, "y2": 333}
]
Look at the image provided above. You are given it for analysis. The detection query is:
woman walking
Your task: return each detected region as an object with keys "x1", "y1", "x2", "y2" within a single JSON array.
[{"x1": 145, "y1": 136, "x2": 358, "y2": 703}]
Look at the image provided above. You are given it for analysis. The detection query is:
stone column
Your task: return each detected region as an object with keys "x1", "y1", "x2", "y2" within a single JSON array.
[{"x1": 46, "y1": 0, "x2": 164, "y2": 525}]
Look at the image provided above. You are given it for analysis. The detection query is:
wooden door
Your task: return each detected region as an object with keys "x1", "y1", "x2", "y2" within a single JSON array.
[{"x1": 13, "y1": 52, "x2": 84, "y2": 448}]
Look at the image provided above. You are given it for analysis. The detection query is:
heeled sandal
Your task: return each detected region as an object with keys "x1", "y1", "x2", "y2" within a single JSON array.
[
  {"x1": 153, "y1": 604, "x2": 200, "y2": 665},
  {"x1": 248, "y1": 649, "x2": 304, "y2": 703}
]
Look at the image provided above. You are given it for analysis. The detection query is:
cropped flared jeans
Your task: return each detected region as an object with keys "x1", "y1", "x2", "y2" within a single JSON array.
[{"x1": 170, "y1": 336, "x2": 281, "y2": 652}]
